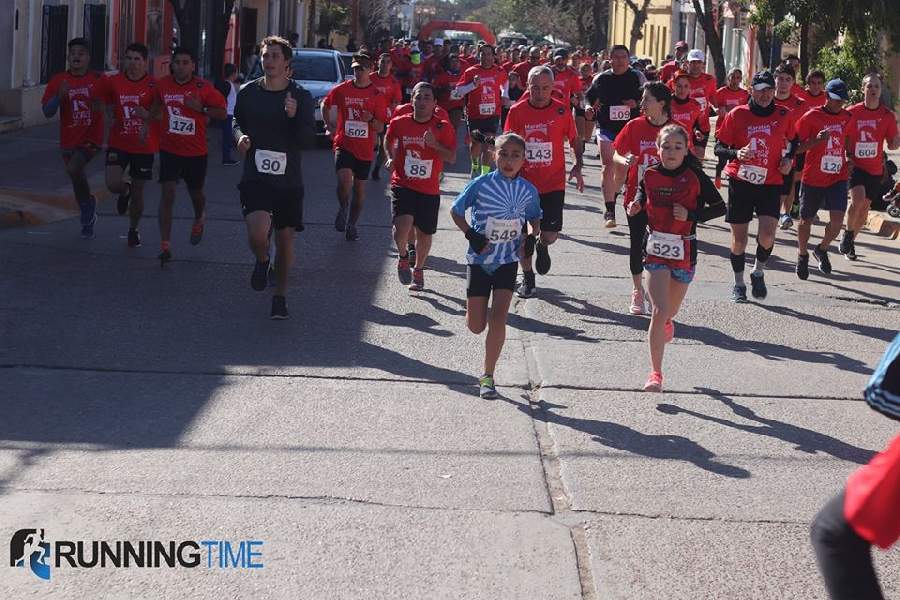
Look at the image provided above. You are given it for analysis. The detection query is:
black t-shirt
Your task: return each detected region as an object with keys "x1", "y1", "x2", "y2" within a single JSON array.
[
  {"x1": 232, "y1": 78, "x2": 316, "y2": 190},
  {"x1": 586, "y1": 69, "x2": 643, "y2": 134}
]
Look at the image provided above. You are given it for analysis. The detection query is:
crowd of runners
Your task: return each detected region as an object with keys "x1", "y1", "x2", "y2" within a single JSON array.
[{"x1": 41, "y1": 35, "x2": 900, "y2": 398}]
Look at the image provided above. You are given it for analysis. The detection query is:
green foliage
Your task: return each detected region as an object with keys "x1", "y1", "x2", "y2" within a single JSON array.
[
  {"x1": 813, "y1": 28, "x2": 884, "y2": 103},
  {"x1": 317, "y1": 2, "x2": 350, "y2": 37}
]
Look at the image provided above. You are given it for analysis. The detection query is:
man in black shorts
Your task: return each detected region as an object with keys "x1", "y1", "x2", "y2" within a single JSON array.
[{"x1": 233, "y1": 36, "x2": 316, "y2": 319}]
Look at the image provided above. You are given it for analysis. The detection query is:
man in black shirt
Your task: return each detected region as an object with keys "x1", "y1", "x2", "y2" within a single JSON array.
[
  {"x1": 585, "y1": 44, "x2": 642, "y2": 228},
  {"x1": 233, "y1": 35, "x2": 316, "y2": 319}
]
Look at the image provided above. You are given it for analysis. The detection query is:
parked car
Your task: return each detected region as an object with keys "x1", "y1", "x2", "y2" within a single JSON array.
[{"x1": 290, "y1": 48, "x2": 349, "y2": 137}]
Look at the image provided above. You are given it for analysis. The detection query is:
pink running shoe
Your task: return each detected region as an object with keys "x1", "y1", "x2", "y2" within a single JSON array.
[
  {"x1": 629, "y1": 289, "x2": 646, "y2": 315},
  {"x1": 643, "y1": 371, "x2": 663, "y2": 393}
]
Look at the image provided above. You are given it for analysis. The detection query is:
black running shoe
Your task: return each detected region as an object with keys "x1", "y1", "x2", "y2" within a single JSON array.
[
  {"x1": 845, "y1": 239, "x2": 857, "y2": 261},
  {"x1": 251, "y1": 259, "x2": 270, "y2": 291},
  {"x1": 116, "y1": 186, "x2": 131, "y2": 216},
  {"x1": 813, "y1": 246, "x2": 832, "y2": 275},
  {"x1": 127, "y1": 228, "x2": 141, "y2": 247},
  {"x1": 158, "y1": 248, "x2": 172, "y2": 267},
  {"x1": 535, "y1": 240, "x2": 551, "y2": 275},
  {"x1": 270, "y1": 295, "x2": 289, "y2": 320},
  {"x1": 334, "y1": 207, "x2": 348, "y2": 232},
  {"x1": 731, "y1": 284, "x2": 748, "y2": 303},
  {"x1": 838, "y1": 234, "x2": 851, "y2": 256},
  {"x1": 749, "y1": 271, "x2": 767, "y2": 299},
  {"x1": 516, "y1": 271, "x2": 536, "y2": 298},
  {"x1": 346, "y1": 223, "x2": 359, "y2": 241},
  {"x1": 796, "y1": 254, "x2": 809, "y2": 280}
]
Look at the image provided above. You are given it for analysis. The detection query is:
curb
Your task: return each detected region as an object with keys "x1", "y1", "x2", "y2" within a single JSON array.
[{"x1": 866, "y1": 212, "x2": 900, "y2": 242}]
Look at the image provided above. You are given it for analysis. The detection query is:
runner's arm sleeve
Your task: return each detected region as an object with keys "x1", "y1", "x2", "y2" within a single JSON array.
[
  {"x1": 635, "y1": 179, "x2": 647, "y2": 208},
  {"x1": 687, "y1": 162, "x2": 726, "y2": 222},
  {"x1": 293, "y1": 88, "x2": 317, "y2": 149},
  {"x1": 714, "y1": 139, "x2": 738, "y2": 160},
  {"x1": 42, "y1": 95, "x2": 60, "y2": 118},
  {"x1": 784, "y1": 135, "x2": 800, "y2": 159}
]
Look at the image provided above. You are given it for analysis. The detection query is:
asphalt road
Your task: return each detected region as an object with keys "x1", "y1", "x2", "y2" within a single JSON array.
[{"x1": 1, "y1": 123, "x2": 898, "y2": 598}]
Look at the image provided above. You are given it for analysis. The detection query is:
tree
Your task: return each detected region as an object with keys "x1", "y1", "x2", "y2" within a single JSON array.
[
  {"x1": 167, "y1": 0, "x2": 235, "y2": 79},
  {"x1": 623, "y1": 0, "x2": 652, "y2": 54},
  {"x1": 167, "y1": 0, "x2": 201, "y2": 55},
  {"x1": 691, "y1": 0, "x2": 726, "y2": 84}
]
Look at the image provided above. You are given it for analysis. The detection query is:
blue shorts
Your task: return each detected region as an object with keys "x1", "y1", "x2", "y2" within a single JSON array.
[
  {"x1": 595, "y1": 128, "x2": 618, "y2": 143},
  {"x1": 645, "y1": 262, "x2": 695, "y2": 284},
  {"x1": 800, "y1": 181, "x2": 849, "y2": 219}
]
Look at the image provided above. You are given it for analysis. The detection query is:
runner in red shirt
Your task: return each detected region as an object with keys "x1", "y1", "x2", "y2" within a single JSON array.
[
  {"x1": 713, "y1": 68, "x2": 749, "y2": 187},
  {"x1": 456, "y1": 45, "x2": 508, "y2": 178},
  {"x1": 512, "y1": 47, "x2": 544, "y2": 90},
  {"x1": 715, "y1": 70, "x2": 796, "y2": 302},
  {"x1": 576, "y1": 63, "x2": 595, "y2": 142},
  {"x1": 40, "y1": 38, "x2": 107, "y2": 239},
  {"x1": 794, "y1": 79, "x2": 854, "y2": 279},
  {"x1": 384, "y1": 82, "x2": 456, "y2": 291},
  {"x1": 841, "y1": 73, "x2": 900, "y2": 260},
  {"x1": 323, "y1": 53, "x2": 389, "y2": 241},
  {"x1": 504, "y1": 65, "x2": 584, "y2": 297},
  {"x1": 799, "y1": 70, "x2": 828, "y2": 108},
  {"x1": 370, "y1": 53, "x2": 403, "y2": 180},
  {"x1": 102, "y1": 43, "x2": 161, "y2": 248},
  {"x1": 626, "y1": 124, "x2": 724, "y2": 393},
  {"x1": 548, "y1": 48, "x2": 582, "y2": 106},
  {"x1": 659, "y1": 41, "x2": 688, "y2": 84},
  {"x1": 671, "y1": 73, "x2": 710, "y2": 160},
  {"x1": 668, "y1": 49, "x2": 717, "y2": 160},
  {"x1": 432, "y1": 54, "x2": 466, "y2": 132},
  {"x1": 154, "y1": 47, "x2": 227, "y2": 264},
  {"x1": 773, "y1": 63, "x2": 809, "y2": 230}
]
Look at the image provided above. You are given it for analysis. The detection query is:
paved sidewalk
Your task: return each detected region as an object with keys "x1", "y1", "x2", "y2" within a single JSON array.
[{"x1": 1, "y1": 129, "x2": 898, "y2": 598}]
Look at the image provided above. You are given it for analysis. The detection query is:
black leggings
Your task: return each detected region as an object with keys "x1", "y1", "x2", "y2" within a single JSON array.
[
  {"x1": 810, "y1": 491, "x2": 884, "y2": 600},
  {"x1": 626, "y1": 209, "x2": 648, "y2": 276}
]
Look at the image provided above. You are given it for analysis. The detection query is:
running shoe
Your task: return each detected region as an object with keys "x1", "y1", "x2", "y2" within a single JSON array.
[
  {"x1": 643, "y1": 371, "x2": 663, "y2": 393},
  {"x1": 629, "y1": 289, "x2": 646, "y2": 315},
  {"x1": 158, "y1": 248, "x2": 172, "y2": 267},
  {"x1": 479, "y1": 375, "x2": 498, "y2": 399},
  {"x1": 731, "y1": 284, "x2": 748, "y2": 303},
  {"x1": 516, "y1": 271, "x2": 536, "y2": 298},
  {"x1": 222, "y1": 160, "x2": 240, "y2": 166},
  {"x1": 813, "y1": 245, "x2": 832, "y2": 274},
  {"x1": 749, "y1": 271, "x2": 767, "y2": 299},
  {"x1": 189, "y1": 221, "x2": 204, "y2": 246},
  {"x1": 664, "y1": 319, "x2": 675, "y2": 343},
  {"x1": 535, "y1": 240, "x2": 551, "y2": 275},
  {"x1": 796, "y1": 253, "x2": 809, "y2": 280},
  {"x1": 127, "y1": 228, "x2": 141, "y2": 248},
  {"x1": 839, "y1": 234, "x2": 857, "y2": 260},
  {"x1": 334, "y1": 207, "x2": 348, "y2": 232},
  {"x1": 270, "y1": 295, "x2": 289, "y2": 320},
  {"x1": 604, "y1": 210, "x2": 617, "y2": 228},
  {"x1": 407, "y1": 242, "x2": 416, "y2": 264},
  {"x1": 346, "y1": 223, "x2": 359, "y2": 241},
  {"x1": 116, "y1": 186, "x2": 131, "y2": 216},
  {"x1": 845, "y1": 238, "x2": 857, "y2": 261},
  {"x1": 397, "y1": 255, "x2": 412, "y2": 285},
  {"x1": 408, "y1": 268, "x2": 424, "y2": 291},
  {"x1": 778, "y1": 213, "x2": 793, "y2": 230},
  {"x1": 80, "y1": 212, "x2": 97, "y2": 240},
  {"x1": 251, "y1": 259, "x2": 270, "y2": 291}
]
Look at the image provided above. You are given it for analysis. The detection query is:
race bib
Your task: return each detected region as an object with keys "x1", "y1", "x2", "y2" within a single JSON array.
[
  {"x1": 254, "y1": 149, "x2": 287, "y2": 176},
  {"x1": 344, "y1": 120, "x2": 369, "y2": 139},
  {"x1": 525, "y1": 142, "x2": 552, "y2": 164},
  {"x1": 855, "y1": 142, "x2": 877, "y2": 159},
  {"x1": 696, "y1": 97, "x2": 708, "y2": 111},
  {"x1": 484, "y1": 217, "x2": 520, "y2": 243},
  {"x1": 479, "y1": 102, "x2": 495, "y2": 116},
  {"x1": 637, "y1": 157, "x2": 658, "y2": 182},
  {"x1": 646, "y1": 231, "x2": 684, "y2": 260},
  {"x1": 820, "y1": 154, "x2": 843, "y2": 174},
  {"x1": 168, "y1": 114, "x2": 196, "y2": 135},
  {"x1": 609, "y1": 105, "x2": 631, "y2": 121},
  {"x1": 404, "y1": 154, "x2": 433, "y2": 179},
  {"x1": 737, "y1": 164, "x2": 768, "y2": 184},
  {"x1": 450, "y1": 89, "x2": 462, "y2": 100}
]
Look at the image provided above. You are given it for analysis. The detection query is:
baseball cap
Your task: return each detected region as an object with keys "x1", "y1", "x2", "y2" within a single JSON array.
[
  {"x1": 433, "y1": 38, "x2": 444, "y2": 46},
  {"x1": 350, "y1": 53, "x2": 373, "y2": 69},
  {"x1": 825, "y1": 79, "x2": 849, "y2": 101},
  {"x1": 687, "y1": 49, "x2": 705, "y2": 62},
  {"x1": 675, "y1": 41, "x2": 689, "y2": 51},
  {"x1": 751, "y1": 70, "x2": 775, "y2": 90},
  {"x1": 553, "y1": 47, "x2": 569, "y2": 59}
]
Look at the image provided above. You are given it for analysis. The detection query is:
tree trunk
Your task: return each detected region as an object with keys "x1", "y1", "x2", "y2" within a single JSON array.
[
  {"x1": 167, "y1": 0, "x2": 202, "y2": 55},
  {"x1": 207, "y1": 0, "x2": 236, "y2": 80},
  {"x1": 308, "y1": 0, "x2": 318, "y2": 47},
  {"x1": 592, "y1": 0, "x2": 609, "y2": 52},
  {"x1": 757, "y1": 25, "x2": 772, "y2": 69},
  {"x1": 798, "y1": 18, "x2": 810, "y2": 81},
  {"x1": 691, "y1": 0, "x2": 726, "y2": 84},
  {"x1": 624, "y1": 0, "x2": 651, "y2": 54}
]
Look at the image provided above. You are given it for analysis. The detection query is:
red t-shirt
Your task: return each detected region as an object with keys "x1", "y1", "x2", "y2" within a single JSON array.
[
  {"x1": 370, "y1": 73, "x2": 403, "y2": 115},
  {"x1": 614, "y1": 117, "x2": 691, "y2": 205},
  {"x1": 41, "y1": 71, "x2": 107, "y2": 149},
  {"x1": 844, "y1": 434, "x2": 900, "y2": 550},
  {"x1": 774, "y1": 94, "x2": 808, "y2": 137},
  {"x1": 800, "y1": 90, "x2": 827, "y2": 108},
  {"x1": 513, "y1": 60, "x2": 541, "y2": 86},
  {"x1": 795, "y1": 106, "x2": 854, "y2": 186},
  {"x1": 385, "y1": 114, "x2": 456, "y2": 195},
  {"x1": 669, "y1": 72, "x2": 717, "y2": 113},
  {"x1": 156, "y1": 75, "x2": 225, "y2": 157},
  {"x1": 714, "y1": 86, "x2": 749, "y2": 133},
  {"x1": 846, "y1": 102, "x2": 899, "y2": 176},
  {"x1": 459, "y1": 65, "x2": 507, "y2": 120},
  {"x1": 392, "y1": 103, "x2": 449, "y2": 121},
  {"x1": 103, "y1": 73, "x2": 160, "y2": 154},
  {"x1": 641, "y1": 164, "x2": 702, "y2": 270},
  {"x1": 550, "y1": 66, "x2": 581, "y2": 104},
  {"x1": 323, "y1": 80, "x2": 390, "y2": 161},
  {"x1": 503, "y1": 98, "x2": 579, "y2": 194},
  {"x1": 658, "y1": 61, "x2": 679, "y2": 84},
  {"x1": 717, "y1": 104, "x2": 796, "y2": 186},
  {"x1": 432, "y1": 70, "x2": 464, "y2": 111},
  {"x1": 671, "y1": 97, "x2": 709, "y2": 135}
]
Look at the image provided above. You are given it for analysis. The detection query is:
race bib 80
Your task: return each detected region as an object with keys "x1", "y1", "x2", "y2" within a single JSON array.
[{"x1": 255, "y1": 149, "x2": 287, "y2": 176}]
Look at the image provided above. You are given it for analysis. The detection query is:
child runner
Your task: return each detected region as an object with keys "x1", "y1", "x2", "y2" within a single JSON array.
[
  {"x1": 627, "y1": 125, "x2": 724, "y2": 392},
  {"x1": 450, "y1": 133, "x2": 542, "y2": 399}
]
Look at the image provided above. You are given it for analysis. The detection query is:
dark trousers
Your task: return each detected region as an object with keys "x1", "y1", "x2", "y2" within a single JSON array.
[{"x1": 221, "y1": 115, "x2": 236, "y2": 163}]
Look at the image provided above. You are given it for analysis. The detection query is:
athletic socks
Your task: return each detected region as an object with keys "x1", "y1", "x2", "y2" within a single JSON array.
[
  {"x1": 481, "y1": 164, "x2": 491, "y2": 175},
  {"x1": 753, "y1": 244, "x2": 773, "y2": 274},
  {"x1": 730, "y1": 252, "x2": 745, "y2": 285},
  {"x1": 605, "y1": 201, "x2": 616, "y2": 214}
]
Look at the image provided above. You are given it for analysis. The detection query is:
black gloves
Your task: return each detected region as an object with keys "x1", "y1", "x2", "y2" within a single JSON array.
[{"x1": 465, "y1": 228, "x2": 489, "y2": 254}]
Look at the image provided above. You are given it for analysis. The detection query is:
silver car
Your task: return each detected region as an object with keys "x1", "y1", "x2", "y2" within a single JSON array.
[{"x1": 290, "y1": 48, "x2": 351, "y2": 136}]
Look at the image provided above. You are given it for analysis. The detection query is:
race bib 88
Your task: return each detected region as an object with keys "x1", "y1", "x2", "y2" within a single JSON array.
[{"x1": 404, "y1": 154, "x2": 433, "y2": 179}]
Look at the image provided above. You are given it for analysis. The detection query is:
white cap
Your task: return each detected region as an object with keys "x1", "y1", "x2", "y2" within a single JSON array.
[
  {"x1": 687, "y1": 49, "x2": 705, "y2": 62},
  {"x1": 433, "y1": 38, "x2": 444, "y2": 46}
]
